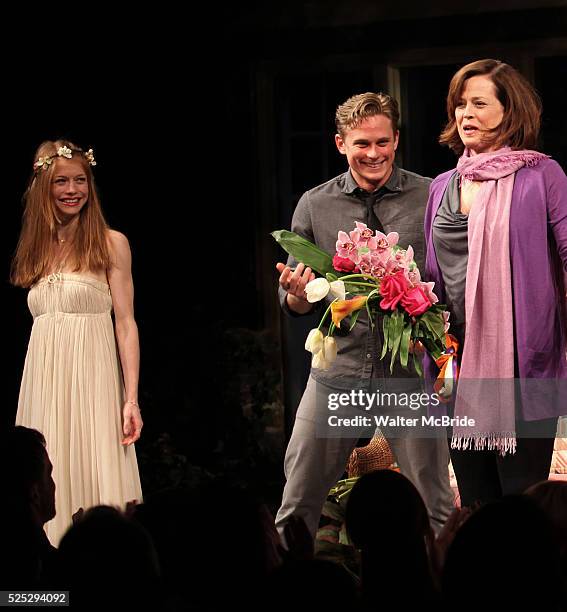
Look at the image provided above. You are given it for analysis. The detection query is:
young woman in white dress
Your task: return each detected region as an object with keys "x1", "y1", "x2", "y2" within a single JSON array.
[{"x1": 12, "y1": 140, "x2": 143, "y2": 545}]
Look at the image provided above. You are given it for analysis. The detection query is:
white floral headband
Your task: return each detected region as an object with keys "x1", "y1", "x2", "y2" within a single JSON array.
[{"x1": 33, "y1": 146, "x2": 97, "y2": 172}]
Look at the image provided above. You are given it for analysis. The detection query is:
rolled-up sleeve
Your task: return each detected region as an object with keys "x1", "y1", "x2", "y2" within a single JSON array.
[{"x1": 278, "y1": 191, "x2": 321, "y2": 317}]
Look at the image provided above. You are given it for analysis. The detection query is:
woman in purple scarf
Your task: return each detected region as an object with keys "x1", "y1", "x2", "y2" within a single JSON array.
[{"x1": 424, "y1": 59, "x2": 567, "y2": 507}]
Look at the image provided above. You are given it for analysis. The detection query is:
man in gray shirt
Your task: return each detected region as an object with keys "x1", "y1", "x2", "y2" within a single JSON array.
[{"x1": 275, "y1": 92, "x2": 454, "y2": 542}]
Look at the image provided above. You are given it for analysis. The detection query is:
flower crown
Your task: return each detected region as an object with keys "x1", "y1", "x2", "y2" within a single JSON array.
[{"x1": 33, "y1": 146, "x2": 97, "y2": 172}]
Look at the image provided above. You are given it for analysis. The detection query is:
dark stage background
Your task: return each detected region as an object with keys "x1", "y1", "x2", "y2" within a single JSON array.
[{"x1": 3, "y1": 4, "x2": 567, "y2": 509}]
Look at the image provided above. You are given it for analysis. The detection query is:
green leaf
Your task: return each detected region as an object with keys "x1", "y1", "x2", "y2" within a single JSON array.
[
  {"x1": 411, "y1": 321, "x2": 420, "y2": 339},
  {"x1": 271, "y1": 230, "x2": 335, "y2": 276},
  {"x1": 387, "y1": 311, "x2": 397, "y2": 351},
  {"x1": 389, "y1": 311, "x2": 404, "y2": 373},
  {"x1": 326, "y1": 272, "x2": 338, "y2": 282},
  {"x1": 366, "y1": 299, "x2": 375, "y2": 331},
  {"x1": 419, "y1": 310, "x2": 445, "y2": 341},
  {"x1": 413, "y1": 351, "x2": 423, "y2": 377},
  {"x1": 381, "y1": 314, "x2": 390, "y2": 359},
  {"x1": 399, "y1": 322, "x2": 412, "y2": 369},
  {"x1": 348, "y1": 285, "x2": 368, "y2": 296},
  {"x1": 349, "y1": 308, "x2": 362, "y2": 331}
]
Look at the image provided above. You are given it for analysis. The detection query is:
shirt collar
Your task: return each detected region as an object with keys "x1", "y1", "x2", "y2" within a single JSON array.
[{"x1": 341, "y1": 165, "x2": 403, "y2": 197}]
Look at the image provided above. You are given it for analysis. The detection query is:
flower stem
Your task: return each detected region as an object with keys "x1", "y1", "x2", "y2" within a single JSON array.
[
  {"x1": 343, "y1": 281, "x2": 378, "y2": 288},
  {"x1": 317, "y1": 300, "x2": 336, "y2": 331},
  {"x1": 339, "y1": 273, "x2": 379, "y2": 282}
]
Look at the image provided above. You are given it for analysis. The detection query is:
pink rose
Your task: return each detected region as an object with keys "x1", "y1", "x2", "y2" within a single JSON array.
[
  {"x1": 401, "y1": 286, "x2": 431, "y2": 316},
  {"x1": 379, "y1": 270, "x2": 409, "y2": 310},
  {"x1": 333, "y1": 255, "x2": 356, "y2": 272}
]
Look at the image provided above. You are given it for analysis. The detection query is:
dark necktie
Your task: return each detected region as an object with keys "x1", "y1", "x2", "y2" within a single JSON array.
[{"x1": 364, "y1": 192, "x2": 385, "y2": 234}]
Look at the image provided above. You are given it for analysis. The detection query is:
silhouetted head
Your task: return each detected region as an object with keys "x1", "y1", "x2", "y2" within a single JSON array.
[
  {"x1": 345, "y1": 469, "x2": 430, "y2": 549},
  {"x1": 525, "y1": 480, "x2": 567, "y2": 555},
  {"x1": 58, "y1": 506, "x2": 161, "y2": 609},
  {"x1": 442, "y1": 495, "x2": 562, "y2": 610},
  {"x1": 0, "y1": 426, "x2": 55, "y2": 525}
]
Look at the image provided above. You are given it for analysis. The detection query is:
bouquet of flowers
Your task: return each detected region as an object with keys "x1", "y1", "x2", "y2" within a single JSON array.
[{"x1": 272, "y1": 222, "x2": 458, "y2": 398}]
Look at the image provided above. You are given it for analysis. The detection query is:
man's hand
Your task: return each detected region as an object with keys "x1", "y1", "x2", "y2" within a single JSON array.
[{"x1": 276, "y1": 262, "x2": 315, "y2": 314}]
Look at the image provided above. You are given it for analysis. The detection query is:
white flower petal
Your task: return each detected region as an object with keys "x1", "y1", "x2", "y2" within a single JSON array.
[
  {"x1": 323, "y1": 337, "x2": 338, "y2": 363},
  {"x1": 305, "y1": 278, "x2": 330, "y2": 303},
  {"x1": 305, "y1": 328, "x2": 324, "y2": 354},
  {"x1": 312, "y1": 351, "x2": 330, "y2": 370},
  {"x1": 329, "y1": 280, "x2": 346, "y2": 301}
]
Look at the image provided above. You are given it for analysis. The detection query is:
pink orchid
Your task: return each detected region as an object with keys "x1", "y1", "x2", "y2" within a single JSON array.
[
  {"x1": 407, "y1": 267, "x2": 421, "y2": 285},
  {"x1": 420, "y1": 281, "x2": 439, "y2": 305},
  {"x1": 336, "y1": 230, "x2": 361, "y2": 262},
  {"x1": 384, "y1": 257, "x2": 404, "y2": 276},
  {"x1": 370, "y1": 264, "x2": 387, "y2": 279},
  {"x1": 375, "y1": 231, "x2": 399, "y2": 251},
  {"x1": 356, "y1": 253, "x2": 372, "y2": 275},
  {"x1": 370, "y1": 248, "x2": 392, "y2": 267},
  {"x1": 354, "y1": 222, "x2": 378, "y2": 249},
  {"x1": 394, "y1": 245, "x2": 414, "y2": 269},
  {"x1": 360, "y1": 251, "x2": 388, "y2": 278},
  {"x1": 443, "y1": 311, "x2": 451, "y2": 333}
]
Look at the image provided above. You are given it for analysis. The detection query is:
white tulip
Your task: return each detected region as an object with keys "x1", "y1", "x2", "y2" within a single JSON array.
[
  {"x1": 329, "y1": 280, "x2": 346, "y2": 301},
  {"x1": 312, "y1": 350, "x2": 331, "y2": 370},
  {"x1": 305, "y1": 328, "x2": 324, "y2": 354},
  {"x1": 311, "y1": 335, "x2": 338, "y2": 370},
  {"x1": 323, "y1": 336, "x2": 338, "y2": 363},
  {"x1": 305, "y1": 278, "x2": 330, "y2": 303}
]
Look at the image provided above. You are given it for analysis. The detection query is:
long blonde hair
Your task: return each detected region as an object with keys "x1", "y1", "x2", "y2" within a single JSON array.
[{"x1": 11, "y1": 140, "x2": 112, "y2": 288}]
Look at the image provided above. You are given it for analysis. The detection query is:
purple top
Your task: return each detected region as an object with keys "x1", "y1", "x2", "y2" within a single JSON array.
[{"x1": 424, "y1": 159, "x2": 567, "y2": 420}]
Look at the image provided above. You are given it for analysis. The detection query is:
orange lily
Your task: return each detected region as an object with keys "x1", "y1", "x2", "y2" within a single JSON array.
[
  {"x1": 331, "y1": 296, "x2": 368, "y2": 327},
  {"x1": 434, "y1": 334, "x2": 460, "y2": 401}
]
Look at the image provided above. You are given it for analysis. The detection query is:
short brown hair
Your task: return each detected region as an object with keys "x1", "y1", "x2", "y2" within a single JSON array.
[
  {"x1": 439, "y1": 59, "x2": 542, "y2": 155},
  {"x1": 335, "y1": 92, "x2": 400, "y2": 136}
]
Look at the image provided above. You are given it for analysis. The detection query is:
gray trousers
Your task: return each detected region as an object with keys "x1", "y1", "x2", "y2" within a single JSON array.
[{"x1": 275, "y1": 376, "x2": 455, "y2": 542}]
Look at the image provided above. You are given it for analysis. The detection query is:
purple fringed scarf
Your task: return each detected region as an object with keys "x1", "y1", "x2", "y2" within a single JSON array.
[{"x1": 452, "y1": 147, "x2": 549, "y2": 456}]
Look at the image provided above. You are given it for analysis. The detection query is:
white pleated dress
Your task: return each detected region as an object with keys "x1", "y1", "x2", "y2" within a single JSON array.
[{"x1": 15, "y1": 273, "x2": 142, "y2": 546}]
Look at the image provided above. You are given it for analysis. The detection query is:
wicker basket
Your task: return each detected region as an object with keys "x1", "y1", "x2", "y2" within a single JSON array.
[
  {"x1": 347, "y1": 434, "x2": 396, "y2": 477},
  {"x1": 551, "y1": 437, "x2": 567, "y2": 474}
]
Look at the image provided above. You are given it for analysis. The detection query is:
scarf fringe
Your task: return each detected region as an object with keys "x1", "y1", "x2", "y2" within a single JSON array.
[{"x1": 451, "y1": 433, "x2": 517, "y2": 456}]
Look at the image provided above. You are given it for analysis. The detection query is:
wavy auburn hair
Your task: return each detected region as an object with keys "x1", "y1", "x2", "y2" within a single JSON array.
[
  {"x1": 439, "y1": 59, "x2": 542, "y2": 155},
  {"x1": 11, "y1": 140, "x2": 112, "y2": 288}
]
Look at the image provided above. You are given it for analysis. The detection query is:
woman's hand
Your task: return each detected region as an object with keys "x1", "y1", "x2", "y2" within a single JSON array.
[{"x1": 122, "y1": 401, "x2": 143, "y2": 445}]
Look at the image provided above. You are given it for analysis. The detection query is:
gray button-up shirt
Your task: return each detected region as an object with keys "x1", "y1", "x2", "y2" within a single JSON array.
[{"x1": 280, "y1": 165, "x2": 431, "y2": 390}]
